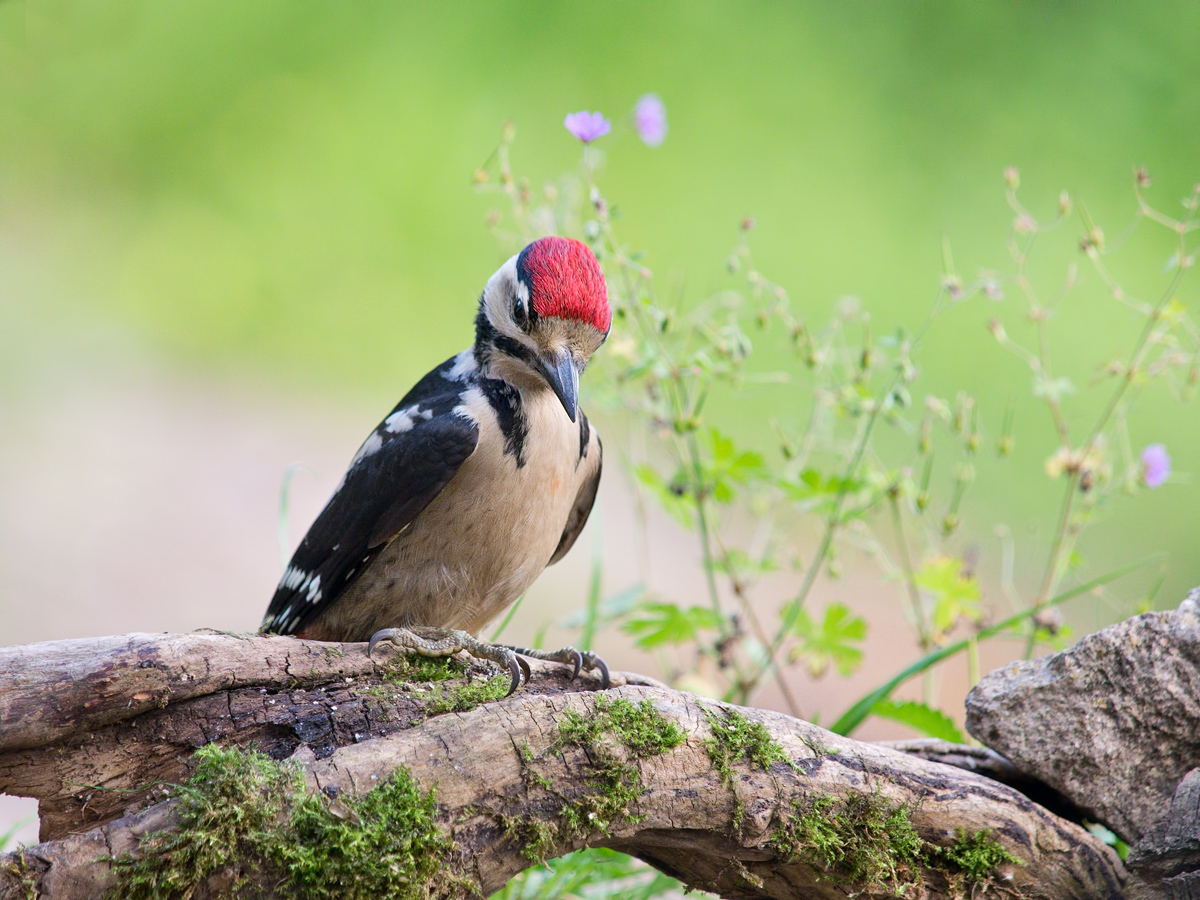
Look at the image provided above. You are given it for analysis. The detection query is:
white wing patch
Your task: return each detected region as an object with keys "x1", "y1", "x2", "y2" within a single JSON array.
[
  {"x1": 385, "y1": 408, "x2": 416, "y2": 433},
  {"x1": 281, "y1": 566, "x2": 307, "y2": 590},
  {"x1": 384, "y1": 405, "x2": 435, "y2": 433},
  {"x1": 351, "y1": 431, "x2": 384, "y2": 464},
  {"x1": 279, "y1": 567, "x2": 323, "y2": 608}
]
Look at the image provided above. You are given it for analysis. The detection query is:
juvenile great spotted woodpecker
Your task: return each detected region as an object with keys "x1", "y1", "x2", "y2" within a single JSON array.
[{"x1": 260, "y1": 236, "x2": 611, "y2": 694}]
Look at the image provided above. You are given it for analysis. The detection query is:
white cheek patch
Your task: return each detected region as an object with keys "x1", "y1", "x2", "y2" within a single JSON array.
[{"x1": 482, "y1": 256, "x2": 539, "y2": 350}]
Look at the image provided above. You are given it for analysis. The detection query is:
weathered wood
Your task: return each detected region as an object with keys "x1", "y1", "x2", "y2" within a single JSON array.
[
  {"x1": 0, "y1": 632, "x2": 383, "y2": 754},
  {"x1": 0, "y1": 635, "x2": 637, "y2": 842},
  {"x1": 0, "y1": 633, "x2": 1126, "y2": 900},
  {"x1": 880, "y1": 739, "x2": 1086, "y2": 824}
]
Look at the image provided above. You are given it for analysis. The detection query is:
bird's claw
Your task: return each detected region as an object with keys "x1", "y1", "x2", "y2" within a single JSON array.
[
  {"x1": 504, "y1": 655, "x2": 523, "y2": 697},
  {"x1": 367, "y1": 626, "x2": 532, "y2": 695},
  {"x1": 499, "y1": 644, "x2": 611, "y2": 689},
  {"x1": 504, "y1": 653, "x2": 532, "y2": 696},
  {"x1": 580, "y1": 650, "x2": 611, "y2": 689},
  {"x1": 364, "y1": 628, "x2": 603, "y2": 694},
  {"x1": 556, "y1": 645, "x2": 609, "y2": 688},
  {"x1": 367, "y1": 627, "x2": 397, "y2": 658}
]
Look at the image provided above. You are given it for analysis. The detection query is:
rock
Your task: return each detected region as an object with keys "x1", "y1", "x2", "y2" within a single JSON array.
[
  {"x1": 965, "y1": 592, "x2": 1200, "y2": 843},
  {"x1": 1128, "y1": 767, "x2": 1200, "y2": 893}
]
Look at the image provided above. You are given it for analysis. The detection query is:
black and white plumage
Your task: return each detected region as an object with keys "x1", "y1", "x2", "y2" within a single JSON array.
[{"x1": 260, "y1": 236, "x2": 610, "y2": 690}]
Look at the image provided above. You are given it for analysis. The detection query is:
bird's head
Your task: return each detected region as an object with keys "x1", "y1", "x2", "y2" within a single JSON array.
[{"x1": 476, "y1": 236, "x2": 611, "y2": 421}]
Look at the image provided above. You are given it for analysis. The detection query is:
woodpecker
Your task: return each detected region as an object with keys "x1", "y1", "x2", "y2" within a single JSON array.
[{"x1": 260, "y1": 236, "x2": 611, "y2": 694}]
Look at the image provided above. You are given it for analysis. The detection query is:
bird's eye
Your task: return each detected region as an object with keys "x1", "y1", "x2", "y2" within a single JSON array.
[{"x1": 512, "y1": 298, "x2": 528, "y2": 328}]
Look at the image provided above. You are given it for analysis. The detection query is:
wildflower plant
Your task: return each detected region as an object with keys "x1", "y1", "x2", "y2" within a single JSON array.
[
  {"x1": 477, "y1": 110, "x2": 1197, "y2": 730},
  {"x1": 563, "y1": 111, "x2": 612, "y2": 144},
  {"x1": 478, "y1": 103, "x2": 1197, "y2": 899}
]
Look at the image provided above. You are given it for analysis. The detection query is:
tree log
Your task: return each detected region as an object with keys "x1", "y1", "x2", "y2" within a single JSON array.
[{"x1": 0, "y1": 633, "x2": 1125, "y2": 899}]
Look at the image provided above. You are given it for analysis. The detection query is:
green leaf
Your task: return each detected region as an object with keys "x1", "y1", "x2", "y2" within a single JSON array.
[
  {"x1": 829, "y1": 554, "x2": 1163, "y2": 737},
  {"x1": 914, "y1": 557, "x2": 981, "y2": 635},
  {"x1": 779, "y1": 468, "x2": 864, "y2": 504},
  {"x1": 712, "y1": 548, "x2": 778, "y2": 580},
  {"x1": 492, "y1": 847, "x2": 684, "y2": 900},
  {"x1": 786, "y1": 601, "x2": 867, "y2": 678},
  {"x1": 871, "y1": 699, "x2": 964, "y2": 742},
  {"x1": 621, "y1": 603, "x2": 723, "y2": 649},
  {"x1": 633, "y1": 464, "x2": 694, "y2": 527},
  {"x1": 704, "y1": 429, "x2": 766, "y2": 504}
]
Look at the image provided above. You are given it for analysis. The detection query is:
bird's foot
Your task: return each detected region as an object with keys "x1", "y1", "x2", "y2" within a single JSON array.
[
  {"x1": 499, "y1": 644, "x2": 611, "y2": 690},
  {"x1": 368, "y1": 626, "x2": 531, "y2": 696}
]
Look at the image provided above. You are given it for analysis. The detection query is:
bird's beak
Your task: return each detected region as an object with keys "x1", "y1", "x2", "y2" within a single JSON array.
[{"x1": 539, "y1": 348, "x2": 579, "y2": 422}]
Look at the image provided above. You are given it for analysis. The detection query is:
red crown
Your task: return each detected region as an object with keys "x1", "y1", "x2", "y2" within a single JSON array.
[{"x1": 517, "y1": 237, "x2": 611, "y2": 334}]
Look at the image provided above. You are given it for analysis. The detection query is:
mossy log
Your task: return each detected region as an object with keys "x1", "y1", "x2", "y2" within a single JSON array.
[{"x1": 0, "y1": 633, "x2": 1125, "y2": 899}]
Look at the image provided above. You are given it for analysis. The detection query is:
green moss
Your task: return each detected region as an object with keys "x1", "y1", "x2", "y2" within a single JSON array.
[
  {"x1": 935, "y1": 828, "x2": 1023, "y2": 882},
  {"x1": 553, "y1": 695, "x2": 686, "y2": 758},
  {"x1": 426, "y1": 674, "x2": 509, "y2": 714},
  {"x1": 770, "y1": 795, "x2": 1021, "y2": 896},
  {"x1": 2, "y1": 850, "x2": 39, "y2": 900},
  {"x1": 107, "y1": 744, "x2": 468, "y2": 900},
  {"x1": 356, "y1": 656, "x2": 509, "y2": 719},
  {"x1": 702, "y1": 706, "x2": 792, "y2": 788},
  {"x1": 499, "y1": 813, "x2": 558, "y2": 864},
  {"x1": 551, "y1": 696, "x2": 685, "y2": 840},
  {"x1": 500, "y1": 695, "x2": 685, "y2": 861},
  {"x1": 516, "y1": 742, "x2": 554, "y2": 792},
  {"x1": 382, "y1": 654, "x2": 469, "y2": 684},
  {"x1": 771, "y1": 794, "x2": 924, "y2": 894}
]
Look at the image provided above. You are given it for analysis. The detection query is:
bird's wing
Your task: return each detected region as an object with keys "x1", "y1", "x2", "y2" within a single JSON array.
[
  {"x1": 548, "y1": 418, "x2": 602, "y2": 566},
  {"x1": 262, "y1": 391, "x2": 479, "y2": 636}
]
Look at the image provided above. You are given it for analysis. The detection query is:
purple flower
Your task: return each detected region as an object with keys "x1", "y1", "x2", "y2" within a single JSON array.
[
  {"x1": 1141, "y1": 443, "x2": 1171, "y2": 489},
  {"x1": 633, "y1": 94, "x2": 667, "y2": 147},
  {"x1": 563, "y1": 110, "x2": 611, "y2": 144}
]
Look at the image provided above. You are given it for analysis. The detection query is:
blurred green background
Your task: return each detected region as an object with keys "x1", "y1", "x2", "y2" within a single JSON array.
[
  {"x1": 2, "y1": 0, "x2": 1199, "y2": 848},
  {"x1": 1, "y1": 2, "x2": 1198, "y2": 658}
]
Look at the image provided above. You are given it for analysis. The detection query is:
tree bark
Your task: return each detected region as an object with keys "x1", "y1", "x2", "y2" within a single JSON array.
[{"x1": 0, "y1": 633, "x2": 1125, "y2": 899}]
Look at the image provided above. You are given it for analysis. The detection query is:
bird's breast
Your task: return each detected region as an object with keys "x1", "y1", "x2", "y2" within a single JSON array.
[{"x1": 372, "y1": 384, "x2": 588, "y2": 632}]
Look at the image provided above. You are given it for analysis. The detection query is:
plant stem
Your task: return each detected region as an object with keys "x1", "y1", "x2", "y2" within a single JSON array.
[
  {"x1": 759, "y1": 369, "x2": 903, "y2": 679},
  {"x1": 829, "y1": 554, "x2": 1162, "y2": 736},
  {"x1": 711, "y1": 533, "x2": 804, "y2": 717},
  {"x1": 1033, "y1": 246, "x2": 1188, "y2": 609},
  {"x1": 889, "y1": 492, "x2": 930, "y2": 650},
  {"x1": 686, "y1": 431, "x2": 725, "y2": 625},
  {"x1": 580, "y1": 502, "x2": 605, "y2": 651},
  {"x1": 489, "y1": 594, "x2": 525, "y2": 643}
]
